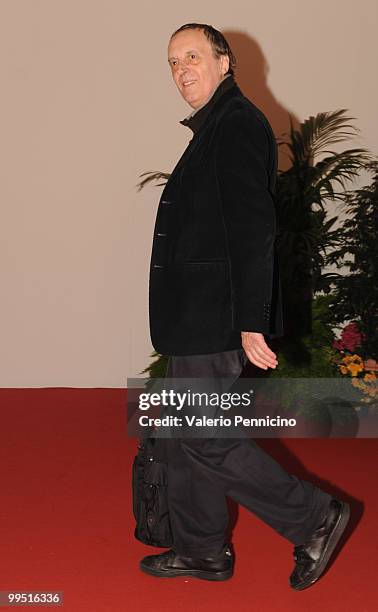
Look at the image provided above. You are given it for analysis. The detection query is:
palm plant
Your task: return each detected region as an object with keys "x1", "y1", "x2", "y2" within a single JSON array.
[
  {"x1": 275, "y1": 109, "x2": 371, "y2": 340},
  {"x1": 326, "y1": 161, "x2": 378, "y2": 357},
  {"x1": 276, "y1": 110, "x2": 370, "y2": 288}
]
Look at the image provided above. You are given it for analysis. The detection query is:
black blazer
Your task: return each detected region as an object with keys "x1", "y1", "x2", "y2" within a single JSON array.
[{"x1": 149, "y1": 81, "x2": 284, "y2": 356}]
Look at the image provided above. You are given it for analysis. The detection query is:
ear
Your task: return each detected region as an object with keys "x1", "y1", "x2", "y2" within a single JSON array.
[{"x1": 221, "y1": 53, "x2": 230, "y2": 75}]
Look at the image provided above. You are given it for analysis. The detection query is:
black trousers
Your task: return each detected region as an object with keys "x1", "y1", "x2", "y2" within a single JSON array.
[{"x1": 160, "y1": 349, "x2": 332, "y2": 557}]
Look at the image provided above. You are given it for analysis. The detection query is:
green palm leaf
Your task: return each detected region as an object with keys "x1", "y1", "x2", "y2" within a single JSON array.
[
  {"x1": 136, "y1": 171, "x2": 170, "y2": 192},
  {"x1": 281, "y1": 109, "x2": 362, "y2": 164}
]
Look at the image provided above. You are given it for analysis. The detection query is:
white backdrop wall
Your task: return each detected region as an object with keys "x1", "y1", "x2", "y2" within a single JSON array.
[{"x1": 0, "y1": 0, "x2": 377, "y2": 386}]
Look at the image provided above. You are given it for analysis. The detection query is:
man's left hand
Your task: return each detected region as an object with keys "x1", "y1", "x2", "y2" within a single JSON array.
[{"x1": 241, "y1": 331, "x2": 278, "y2": 370}]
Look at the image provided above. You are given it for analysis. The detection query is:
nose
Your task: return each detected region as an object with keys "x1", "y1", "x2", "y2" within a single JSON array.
[{"x1": 172, "y1": 57, "x2": 191, "y2": 76}]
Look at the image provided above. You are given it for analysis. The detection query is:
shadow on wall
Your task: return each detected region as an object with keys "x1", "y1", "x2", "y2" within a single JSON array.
[{"x1": 223, "y1": 30, "x2": 300, "y2": 171}]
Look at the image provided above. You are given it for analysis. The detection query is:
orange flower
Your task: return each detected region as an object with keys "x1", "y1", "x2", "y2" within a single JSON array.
[
  {"x1": 364, "y1": 372, "x2": 376, "y2": 382},
  {"x1": 342, "y1": 355, "x2": 354, "y2": 364},
  {"x1": 351, "y1": 377, "x2": 362, "y2": 388},
  {"x1": 351, "y1": 354, "x2": 363, "y2": 363},
  {"x1": 347, "y1": 362, "x2": 364, "y2": 376}
]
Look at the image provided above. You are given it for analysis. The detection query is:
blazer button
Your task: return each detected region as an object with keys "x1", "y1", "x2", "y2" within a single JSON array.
[
  {"x1": 156, "y1": 233, "x2": 167, "y2": 237},
  {"x1": 153, "y1": 264, "x2": 164, "y2": 269},
  {"x1": 161, "y1": 199, "x2": 172, "y2": 204}
]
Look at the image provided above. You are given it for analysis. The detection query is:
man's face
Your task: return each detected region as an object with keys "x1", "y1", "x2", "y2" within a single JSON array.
[{"x1": 168, "y1": 29, "x2": 229, "y2": 109}]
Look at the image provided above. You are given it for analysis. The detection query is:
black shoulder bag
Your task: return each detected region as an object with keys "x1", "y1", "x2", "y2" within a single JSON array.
[{"x1": 132, "y1": 436, "x2": 173, "y2": 547}]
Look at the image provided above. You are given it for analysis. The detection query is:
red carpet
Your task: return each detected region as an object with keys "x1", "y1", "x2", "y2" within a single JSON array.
[{"x1": 0, "y1": 389, "x2": 376, "y2": 611}]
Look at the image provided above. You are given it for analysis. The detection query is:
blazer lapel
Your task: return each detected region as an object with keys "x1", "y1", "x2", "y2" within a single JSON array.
[{"x1": 167, "y1": 83, "x2": 243, "y2": 182}]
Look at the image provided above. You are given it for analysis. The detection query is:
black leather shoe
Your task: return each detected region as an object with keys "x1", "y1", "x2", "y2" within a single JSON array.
[
  {"x1": 140, "y1": 544, "x2": 234, "y2": 581},
  {"x1": 290, "y1": 499, "x2": 350, "y2": 590}
]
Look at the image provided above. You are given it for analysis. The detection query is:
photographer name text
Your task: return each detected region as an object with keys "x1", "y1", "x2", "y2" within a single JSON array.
[{"x1": 138, "y1": 414, "x2": 297, "y2": 428}]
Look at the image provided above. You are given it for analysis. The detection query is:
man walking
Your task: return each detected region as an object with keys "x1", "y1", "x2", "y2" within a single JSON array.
[{"x1": 140, "y1": 23, "x2": 350, "y2": 589}]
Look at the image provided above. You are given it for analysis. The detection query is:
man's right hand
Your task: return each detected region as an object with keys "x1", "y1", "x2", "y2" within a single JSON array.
[{"x1": 241, "y1": 331, "x2": 278, "y2": 370}]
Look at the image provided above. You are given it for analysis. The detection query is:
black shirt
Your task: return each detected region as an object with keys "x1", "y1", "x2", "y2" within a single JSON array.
[{"x1": 179, "y1": 74, "x2": 237, "y2": 134}]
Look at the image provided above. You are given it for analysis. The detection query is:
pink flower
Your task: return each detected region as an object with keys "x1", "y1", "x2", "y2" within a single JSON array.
[
  {"x1": 364, "y1": 359, "x2": 378, "y2": 371},
  {"x1": 333, "y1": 322, "x2": 364, "y2": 352},
  {"x1": 333, "y1": 339, "x2": 344, "y2": 351}
]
